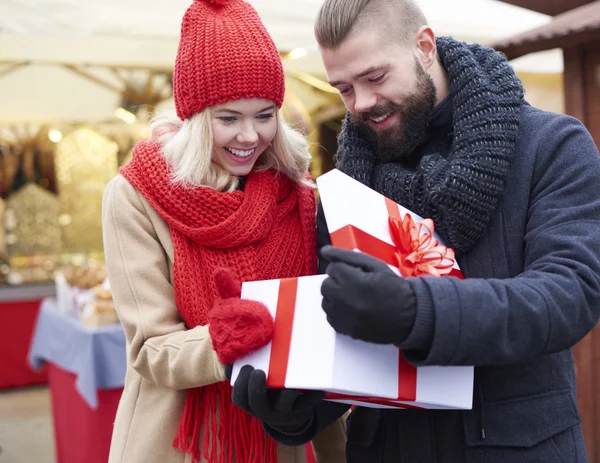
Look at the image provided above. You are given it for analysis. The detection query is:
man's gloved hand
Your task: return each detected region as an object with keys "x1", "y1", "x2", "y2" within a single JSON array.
[
  {"x1": 232, "y1": 365, "x2": 324, "y2": 435},
  {"x1": 320, "y1": 245, "x2": 417, "y2": 345}
]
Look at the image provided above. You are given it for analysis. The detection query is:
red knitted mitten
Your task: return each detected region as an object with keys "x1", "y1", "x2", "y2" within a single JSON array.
[{"x1": 209, "y1": 268, "x2": 274, "y2": 365}]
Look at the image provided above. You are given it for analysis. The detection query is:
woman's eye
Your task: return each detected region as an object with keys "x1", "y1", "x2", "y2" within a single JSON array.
[
  {"x1": 218, "y1": 116, "x2": 237, "y2": 123},
  {"x1": 257, "y1": 113, "x2": 275, "y2": 120}
]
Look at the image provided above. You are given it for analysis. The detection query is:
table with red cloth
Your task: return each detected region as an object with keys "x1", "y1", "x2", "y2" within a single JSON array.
[
  {"x1": 0, "y1": 283, "x2": 55, "y2": 389},
  {"x1": 29, "y1": 298, "x2": 126, "y2": 463},
  {"x1": 28, "y1": 298, "x2": 318, "y2": 463}
]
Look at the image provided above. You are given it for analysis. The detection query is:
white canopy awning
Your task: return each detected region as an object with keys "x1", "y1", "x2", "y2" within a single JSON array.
[{"x1": 0, "y1": 0, "x2": 563, "y2": 122}]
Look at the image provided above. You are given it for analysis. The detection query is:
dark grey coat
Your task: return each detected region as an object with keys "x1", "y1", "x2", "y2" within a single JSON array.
[{"x1": 270, "y1": 102, "x2": 600, "y2": 462}]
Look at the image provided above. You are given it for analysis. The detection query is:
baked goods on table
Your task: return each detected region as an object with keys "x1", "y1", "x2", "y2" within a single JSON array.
[{"x1": 55, "y1": 264, "x2": 120, "y2": 327}]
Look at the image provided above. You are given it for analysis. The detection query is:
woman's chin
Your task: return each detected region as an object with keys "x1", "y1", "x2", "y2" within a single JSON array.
[{"x1": 226, "y1": 163, "x2": 256, "y2": 178}]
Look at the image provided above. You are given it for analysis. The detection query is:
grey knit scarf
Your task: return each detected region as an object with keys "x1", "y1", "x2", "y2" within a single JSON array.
[{"x1": 336, "y1": 37, "x2": 524, "y2": 253}]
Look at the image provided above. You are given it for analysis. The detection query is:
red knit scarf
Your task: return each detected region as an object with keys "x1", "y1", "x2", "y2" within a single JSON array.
[{"x1": 120, "y1": 141, "x2": 317, "y2": 463}]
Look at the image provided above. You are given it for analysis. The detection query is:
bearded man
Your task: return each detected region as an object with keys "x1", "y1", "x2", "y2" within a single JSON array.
[{"x1": 230, "y1": 1, "x2": 600, "y2": 461}]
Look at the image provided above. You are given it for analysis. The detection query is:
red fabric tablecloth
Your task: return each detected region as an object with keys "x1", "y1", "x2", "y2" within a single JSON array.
[
  {"x1": 46, "y1": 363, "x2": 317, "y2": 463},
  {"x1": 47, "y1": 363, "x2": 122, "y2": 463},
  {"x1": 0, "y1": 298, "x2": 48, "y2": 388}
]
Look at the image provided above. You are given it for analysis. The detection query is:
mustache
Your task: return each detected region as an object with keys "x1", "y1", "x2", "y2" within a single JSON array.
[{"x1": 356, "y1": 102, "x2": 401, "y2": 123}]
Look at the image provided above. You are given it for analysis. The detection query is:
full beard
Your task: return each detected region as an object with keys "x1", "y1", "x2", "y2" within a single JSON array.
[{"x1": 351, "y1": 58, "x2": 437, "y2": 162}]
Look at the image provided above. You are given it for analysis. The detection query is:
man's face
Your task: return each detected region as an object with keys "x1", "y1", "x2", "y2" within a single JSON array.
[{"x1": 321, "y1": 28, "x2": 436, "y2": 161}]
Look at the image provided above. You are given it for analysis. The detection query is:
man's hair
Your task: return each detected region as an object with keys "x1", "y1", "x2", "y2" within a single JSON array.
[{"x1": 315, "y1": 0, "x2": 428, "y2": 49}]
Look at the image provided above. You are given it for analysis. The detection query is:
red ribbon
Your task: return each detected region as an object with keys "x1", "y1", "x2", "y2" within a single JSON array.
[
  {"x1": 324, "y1": 391, "x2": 425, "y2": 409},
  {"x1": 330, "y1": 197, "x2": 464, "y2": 279},
  {"x1": 267, "y1": 278, "x2": 298, "y2": 388}
]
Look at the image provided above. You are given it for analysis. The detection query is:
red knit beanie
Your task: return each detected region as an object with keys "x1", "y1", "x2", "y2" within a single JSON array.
[{"x1": 173, "y1": 0, "x2": 285, "y2": 120}]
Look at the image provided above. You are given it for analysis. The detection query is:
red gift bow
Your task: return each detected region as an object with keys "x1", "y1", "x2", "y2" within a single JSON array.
[
  {"x1": 329, "y1": 197, "x2": 462, "y2": 279},
  {"x1": 389, "y1": 215, "x2": 456, "y2": 278}
]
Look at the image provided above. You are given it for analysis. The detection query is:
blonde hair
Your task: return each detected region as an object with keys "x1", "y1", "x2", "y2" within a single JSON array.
[
  {"x1": 149, "y1": 108, "x2": 313, "y2": 192},
  {"x1": 315, "y1": 0, "x2": 427, "y2": 49}
]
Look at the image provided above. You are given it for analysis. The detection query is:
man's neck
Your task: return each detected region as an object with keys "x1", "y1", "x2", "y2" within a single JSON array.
[{"x1": 430, "y1": 59, "x2": 450, "y2": 106}]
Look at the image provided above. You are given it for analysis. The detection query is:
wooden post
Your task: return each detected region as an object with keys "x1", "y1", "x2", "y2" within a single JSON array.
[
  {"x1": 562, "y1": 47, "x2": 586, "y2": 123},
  {"x1": 564, "y1": 44, "x2": 600, "y2": 462}
]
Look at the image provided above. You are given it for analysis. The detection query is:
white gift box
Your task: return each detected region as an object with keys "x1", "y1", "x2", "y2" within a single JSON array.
[
  {"x1": 231, "y1": 168, "x2": 473, "y2": 409},
  {"x1": 231, "y1": 274, "x2": 473, "y2": 409},
  {"x1": 316, "y1": 168, "x2": 464, "y2": 280}
]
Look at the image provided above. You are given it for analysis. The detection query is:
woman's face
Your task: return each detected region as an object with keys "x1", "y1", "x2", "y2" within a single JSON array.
[{"x1": 211, "y1": 98, "x2": 278, "y2": 177}]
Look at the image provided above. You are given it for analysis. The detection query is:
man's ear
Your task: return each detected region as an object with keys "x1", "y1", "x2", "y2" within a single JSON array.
[{"x1": 414, "y1": 26, "x2": 437, "y2": 70}]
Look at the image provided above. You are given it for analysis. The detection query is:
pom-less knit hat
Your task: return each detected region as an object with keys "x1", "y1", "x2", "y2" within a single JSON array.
[{"x1": 173, "y1": 0, "x2": 285, "y2": 120}]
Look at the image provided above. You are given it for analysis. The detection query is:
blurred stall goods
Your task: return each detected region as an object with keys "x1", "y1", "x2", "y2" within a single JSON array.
[
  {"x1": 6, "y1": 254, "x2": 59, "y2": 285},
  {"x1": 5, "y1": 182, "x2": 61, "y2": 256},
  {"x1": 0, "y1": 123, "x2": 123, "y2": 287},
  {"x1": 55, "y1": 262, "x2": 119, "y2": 328},
  {"x1": 0, "y1": 198, "x2": 5, "y2": 257},
  {"x1": 81, "y1": 300, "x2": 118, "y2": 328},
  {"x1": 60, "y1": 262, "x2": 107, "y2": 289},
  {"x1": 55, "y1": 127, "x2": 118, "y2": 254}
]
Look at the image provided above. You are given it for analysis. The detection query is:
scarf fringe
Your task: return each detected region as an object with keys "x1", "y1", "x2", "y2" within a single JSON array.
[{"x1": 173, "y1": 382, "x2": 278, "y2": 463}]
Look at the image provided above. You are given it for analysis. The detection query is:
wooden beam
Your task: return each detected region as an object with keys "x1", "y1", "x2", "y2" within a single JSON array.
[
  {"x1": 0, "y1": 59, "x2": 172, "y2": 73},
  {"x1": 500, "y1": 0, "x2": 594, "y2": 16},
  {"x1": 109, "y1": 67, "x2": 129, "y2": 85},
  {"x1": 497, "y1": 29, "x2": 600, "y2": 61},
  {"x1": 61, "y1": 64, "x2": 122, "y2": 93},
  {"x1": 312, "y1": 104, "x2": 347, "y2": 125},
  {"x1": 285, "y1": 70, "x2": 339, "y2": 95},
  {"x1": 0, "y1": 62, "x2": 27, "y2": 80}
]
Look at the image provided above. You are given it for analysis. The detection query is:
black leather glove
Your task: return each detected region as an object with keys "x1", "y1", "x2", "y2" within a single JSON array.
[
  {"x1": 320, "y1": 245, "x2": 417, "y2": 345},
  {"x1": 231, "y1": 365, "x2": 324, "y2": 435}
]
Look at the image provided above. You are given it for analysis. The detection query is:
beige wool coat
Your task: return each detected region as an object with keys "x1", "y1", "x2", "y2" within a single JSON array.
[{"x1": 102, "y1": 174, "x2": 347, "y2": 463}]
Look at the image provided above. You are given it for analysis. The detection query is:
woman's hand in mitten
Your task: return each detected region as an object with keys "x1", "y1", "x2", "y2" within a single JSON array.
[{"x1": 208, "y1": 268, "x2": 274, "y2": 365}]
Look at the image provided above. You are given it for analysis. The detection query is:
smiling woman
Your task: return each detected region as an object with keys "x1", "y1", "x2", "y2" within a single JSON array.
[{"x1": 100, "y1": 0, "x2": 347, "y2": 462}]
